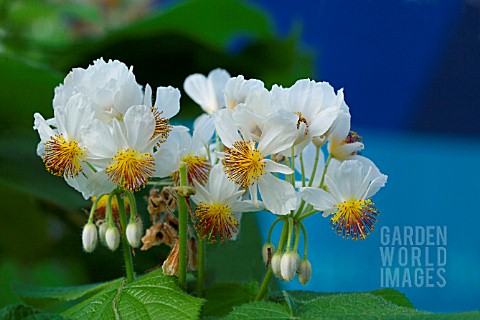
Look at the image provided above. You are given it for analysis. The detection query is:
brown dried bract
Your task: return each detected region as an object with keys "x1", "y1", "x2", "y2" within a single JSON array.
[{"x1": 146, "y1": 187, "x2": 177, "y2": 218}]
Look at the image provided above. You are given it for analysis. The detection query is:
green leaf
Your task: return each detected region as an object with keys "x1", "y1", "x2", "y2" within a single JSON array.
[
  {"x1": 62, "y1": 269, "x2": 203, "y2": 320},
  {"x1": 223, "y1": 301, "x2": 291, "y2": 320},
  {"x1": 295, "y1": 293, "x2": 427, "y2": 319},
  {"x1": 0, "y1": 304, "x2": 65, "y2": 320},
  {"x1": 12, "y1": 279, "x2": 120, "y2": 302},
  {"x1": 225, "y1": 290, "x2": 480, "y2": 319},
  {"x1": 203, "y1": 282, "x2": 258, "y2": 317},
  {"x1": 370, "y1": 288, "x2": 415, "y2": 309},
  {"x1": 108, "y1": 0, "x2": 271, "y2": 49}
]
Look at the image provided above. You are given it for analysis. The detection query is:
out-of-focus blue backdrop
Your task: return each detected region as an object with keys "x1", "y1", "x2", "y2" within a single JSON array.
[{"x1": 249, "y1": 0, "x2": 480, "y2": 313}]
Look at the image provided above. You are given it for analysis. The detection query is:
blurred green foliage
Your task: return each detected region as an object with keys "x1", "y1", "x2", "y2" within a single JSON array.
[{"x1": 0, "y1": 0, "x2": 313, "y2": 309}]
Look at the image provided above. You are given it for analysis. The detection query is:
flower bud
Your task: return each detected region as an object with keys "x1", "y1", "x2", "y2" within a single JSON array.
[
  {"x1": 280, "y1": 251, "x2": 298, "y2": 281},
  {"x1": 271, "y1": 252, "x2": 282, "y2": 278},
  {"x1": 312, "y1": 135, "x2": 327, "y2": 147},
  {"x1": 98, "y1": 222, "x2": 108, "y2": 245},
  {"x1": 297, "y1": 259, "x2": 312, "y2": 285},
  {"x1": 105, "y1": 226, "x2": 120, "y2": 251},
  {"x1": 82, "y1": 223, "x2": 98, "y2": 253},
  {"x1": 126, "y1": 218, "x2": 143, "y2": 248},
  {"x1": 262, "y1": 243, "x2": 276, "y2": 267}
]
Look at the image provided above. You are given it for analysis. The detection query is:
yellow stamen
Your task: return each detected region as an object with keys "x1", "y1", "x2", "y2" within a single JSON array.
[
  {"x1": 172, "y1": 154, "x2": 211, "y2": 185},
  {"x1": 43, "y1": 134, "x2": 85, "y2": 178},
  {"x1": 195, "y1": 202, "x2": 238, "y2": 243},
  {"x1": 150, "y1": 107, "x2": 172, "y2": 145},
  {"x1": 331, "y1": 198, "x2": 378, "y2": 240},
  {"x1": 294, "y1": 111, "x2": 309, "y2": 136},
  {"x1": 106, "y1": 148, "x2": 155, "y2": 192},
  {"x1": 222, "y1": 141, "x2": 265, "y2": 188}
]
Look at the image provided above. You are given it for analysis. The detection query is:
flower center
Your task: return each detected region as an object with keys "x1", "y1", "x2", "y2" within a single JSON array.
[
  {"x1": 172, "y1": 154, "x2": 211, "y2": 185},
  {"x1": 106, "y1": 148, "x2": 155, "y2": 192},
  {"x1": 294, "y1": 111, "x2": 309, "y2": 136},
  {"x1": 150, "y1": 107, "x2": 172, "y2": 145},
  {"x1": 331, "y1": 199, "x2": 378, "y2": 240},
  {"x1": 195, "y1": 202, "x2": 239, "y2": 243},
  {"x1": 342, "y1": 130, "x2": 362, "y2": 145},
  {"x1": 222, "y1": 141, "x2": 265, "y2": 188},
  {"x1": 43, "y1": 134, "x2": 85, "y2": 178}
]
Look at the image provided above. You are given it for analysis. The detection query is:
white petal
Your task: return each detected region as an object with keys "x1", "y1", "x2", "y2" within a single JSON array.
[
  {"x1": 299, "y1": 187, "x2": 336, "y2": 211},
  {"x1": 191, "y1": 179, "x2": 211, "y2": 204},
  {"x1": 154, "y1": 86, "x2": 180, "y2": 119},
  {"x1": 208, "y1": 164, "x2": 237, "y2": 203},
  {"x1": 143, "y1": 84, "x2": 153, "y2": 106},
  {"x1": 224, "y1": 75, "x2": 264, "y2": 110},
  {"x1": 308, "y1": 106, "x2": 339, "y2": 137},
  {"x1": 190, "y1": 114, "x2": 215, "y2": 153},
  {"x1": 331, "y1": 142, "x2": 364, "y2": 161},
  {"x1": 153, "y1": 147, "x2": 180, "y2": 178},
  {"x1": 258, "y1": 174, "x2": 296, "y2": 215},
  {"x1": 113, "y1": 82, "x2": 143, "y2": 116},
  {"x1": 257, "y1": 110, "x2": 297, "y2": 155},
  {"x1": 123, "y1": 105, "x2": 155, "y2": 150},
  {"x1": 263, "y1": 159, "x2": 293, "y2": 174},
  {"x1": 328, "y1": 110, "x2": 351, "y2": 147},
  {"x1": 184, "y1": 73, "x2": 212, "y2": 112},
  {"x1": 365, "y1": 174, "x2": 388, "y2": 199},
  {"x1": 33, "y1": 113, "x2": 55, "y2": 142},
  {"x1": 213, "y1": 109, "x2": 241, "y2": 148},
  {"x1": 209, "y1": 68, "x2": 231, "y2": 109},
  {"x1": 230, "y1": 200, "x2": 262, "y2": 213}
]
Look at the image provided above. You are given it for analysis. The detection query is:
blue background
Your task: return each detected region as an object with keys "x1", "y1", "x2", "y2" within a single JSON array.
[{"x1": 249, "y1": 0, "x2": 480, "y2": 313}]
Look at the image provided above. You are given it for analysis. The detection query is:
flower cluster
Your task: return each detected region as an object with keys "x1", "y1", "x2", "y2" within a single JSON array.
[{"x1": 34, "y1": 59, "x2": 387, "y2": 286}]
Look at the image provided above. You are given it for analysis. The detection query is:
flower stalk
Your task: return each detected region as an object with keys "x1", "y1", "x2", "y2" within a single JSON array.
[
  {"x1": 116, "y1": 192, "x2": 135, "y2": 284},
  {"x1": 255, "y1": 220, "x2": 288, "y2": 301},
  {"x1": 177, "y1": 162, "x2": 189, "y2": 290}
]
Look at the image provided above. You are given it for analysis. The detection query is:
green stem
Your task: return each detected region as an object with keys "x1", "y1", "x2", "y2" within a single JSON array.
[
  {"x1": 299, "y1": 209, "x2": 317, "y2": 221},
  {"x1": 299, "y1": 151, "x2": 306, "y2": 188},
  {"x1": 125, "y1": 191, "x2": 137, "y2": 223},
  {"x1": 319, "y1": 155, "x2": 332, "y2": 189},
  {"x1": 293, "y1": 222, "x2": 301, "y2": 253},
  {"x1": 255, "y1": 221, "x2": 289, "y2": 301},
  {"x1": 197, "y1": 238, "x2": 205, "y2": 297},
  {"x1": 267, "y1": 218, "x2": 282, "y2": 243},
  {"x1": 116, "y1": 193, "x2": 135, "y2": 284},
  {"x1": 177, "y1": 162, "x2": 189, "y2": 290},
  {"x1": 285, "y1": 218, "x2": 294, "y2": 252},
  {"x1": 307, "y1": 145, "x2": 321, "y2": 187},
  {"x1": 290, "y1": 147, "x2": 296, "y2": 187},
  {"x1": 254, "y1": 269, "x2": 273, "y2": 301},
  {"x1": 88, "y1": 195, "x2": 104, "y2": 223},
  {"x1": 300, "y1": 223, "x2": 308, "y2": 259}
]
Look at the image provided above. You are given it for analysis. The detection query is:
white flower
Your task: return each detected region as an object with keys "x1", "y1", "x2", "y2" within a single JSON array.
[
  {"x1": 34, "y1": 94, "x2": 100, "y2": 198},
  {"x1": 327, "y1": 92, "x2": 364, "y2": 161},
  {"x1": 53, "y1": 58, "x2": 143, "y2": 122},
  {"x1": 224, "y1": 75, "x2": 264, "y2": 110},
  {"x1": 143, "y1": 84, "x2": 181, "y2": 145},
  {"x1": 82, "y1": 105, "x2": 158, "y2": 192},
  {"x1": 300, "y1": 159, "x2": 387, "y2": 240},
  {"x1": 271, "y1": 79, "x2": 341, "y2": 155},
  {"x1": 184, "y1": 68, "x2": 231, "y2": 114},
  {"x1": 153, "y1": 114, "x2": 214, "y2": 185},
  {"x1": 214, "y1": 108, "x2": 298, "y2": 215},
  {"x1": 191, "y1": 164, "x2": 260, "y2": 243}
]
